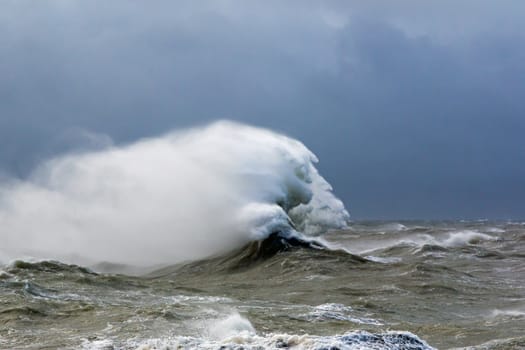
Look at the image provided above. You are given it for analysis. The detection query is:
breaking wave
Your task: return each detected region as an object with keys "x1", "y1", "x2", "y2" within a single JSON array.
[
  {"x1": 82, "y1": 332, "x2": 435, "y2": 350},
  {"x1": 0, "y1": 121, "x2": 349, "y2": 269},
  {"x1": 81, "y1": 311, "x2": 435, "y2": 350}
]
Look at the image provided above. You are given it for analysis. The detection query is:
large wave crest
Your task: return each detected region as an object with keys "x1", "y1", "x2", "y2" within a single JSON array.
[{"x1": 0, "y1": 121, "x2": 348, "y2": 267}]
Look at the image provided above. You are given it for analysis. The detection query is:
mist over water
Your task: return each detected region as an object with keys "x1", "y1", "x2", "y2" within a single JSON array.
[{"x1": 0, "y1": 121, "x2": 348, "y2": 268}]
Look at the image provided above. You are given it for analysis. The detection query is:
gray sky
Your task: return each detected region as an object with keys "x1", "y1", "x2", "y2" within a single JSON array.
[{"x1": 1, "y1": 0, "x2": 524, "y2": 219}]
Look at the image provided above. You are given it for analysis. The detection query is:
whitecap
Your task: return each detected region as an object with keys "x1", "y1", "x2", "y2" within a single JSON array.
[
  {"x1": 442, "y1": 230, "x2": 495, "y2": 247},
  {"x1": 306, "y1": 303, "x2": 383, "y2": 325}
]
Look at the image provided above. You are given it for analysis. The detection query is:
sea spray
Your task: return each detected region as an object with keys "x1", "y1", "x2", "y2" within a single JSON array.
[{"x1": 0, "y1": 121, "x2": 349, "y2": 268}]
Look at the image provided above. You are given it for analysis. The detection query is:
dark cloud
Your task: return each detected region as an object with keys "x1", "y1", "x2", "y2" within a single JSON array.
[{"x1": 1, "y1": 1, "x2": 523, "y2": 219}]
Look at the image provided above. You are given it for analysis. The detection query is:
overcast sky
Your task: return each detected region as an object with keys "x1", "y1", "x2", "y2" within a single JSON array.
[{"x1": 1, "y1": 1, "x2": 524, "y2": 219}]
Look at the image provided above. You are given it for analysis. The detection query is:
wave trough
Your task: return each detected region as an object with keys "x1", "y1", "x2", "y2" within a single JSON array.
[{"x1": 0, "y1": 121, "x2": 349, "y2": 268}]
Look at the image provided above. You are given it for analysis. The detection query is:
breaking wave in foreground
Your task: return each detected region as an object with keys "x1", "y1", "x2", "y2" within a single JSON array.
[
  {"x1": 82, "y1": 313, "x2": 434, "y2": 350},
  {"x1": 0, "y1": 121, "x2": 348, "y2": 269}
]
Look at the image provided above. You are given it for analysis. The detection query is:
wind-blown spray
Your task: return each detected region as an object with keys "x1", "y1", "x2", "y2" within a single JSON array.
[{"x1": 0, "y1": 121, "x2": 349, "y2": 267}]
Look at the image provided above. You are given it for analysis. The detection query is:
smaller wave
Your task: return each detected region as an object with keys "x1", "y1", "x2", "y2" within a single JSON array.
[
  {"x1": 206, "y1": 313, "x2": 256, "y2": 340},
  {"x1": 346, "y1": 229, "x2": 500, "y2": 262},
  {"x1": 381, "y1": 223, "x2": 409, "y2": 232},
  {"x1": 364, "y1": 223, "x2": 409, "y2": 234},
  {"x1": 306, "y1": 303, "x2": 382, "y2": 325},
  {"x1": 460, "y1": 219, "x2": 489, "y2": 223},
  {"x1": 364, "y1": 255, "x2": 403, "y2": 264},
  {"x1": 150, "y1": 231, "x2": 367, "y2": 277},
  {"x1": 412, "y1": 230, "x2": 496, "y2": 249},
  {"x1": 484, "y1": 227, "x2": 505, "y2": 234},
  {"x1": 6, "y1": 259, "x2": 97, "y2": 275},
  {"x1": 441, "y1": 230, "x2": 496, "y2": 247},
  {"x1": 489, "y1": 308, "x2": 525, "y2": 319}
]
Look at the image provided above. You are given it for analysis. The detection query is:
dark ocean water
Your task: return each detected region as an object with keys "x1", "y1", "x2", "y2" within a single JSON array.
[{"x1": 1, "y1": 220, "x2": 524, "y2": 349}]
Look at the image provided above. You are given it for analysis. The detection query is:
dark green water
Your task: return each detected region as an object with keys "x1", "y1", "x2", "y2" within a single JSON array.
[{"x1": 1, "y1": 221, "x2": 524, "y2": 349}]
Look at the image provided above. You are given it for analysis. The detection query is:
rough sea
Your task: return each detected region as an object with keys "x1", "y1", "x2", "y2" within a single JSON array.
[
  {"x1": 1, "y1": 221, "x2": 524, "y2": 349},
  {"x1": 1, "y1": 123, "x2": 523, "y2": 349}
]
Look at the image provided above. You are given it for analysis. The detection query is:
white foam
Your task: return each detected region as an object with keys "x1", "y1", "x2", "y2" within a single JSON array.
[
  {"x1": 350, "y1": 228, "x2": 498, "y2": 258},
  {"x1": 380, "y1": 223, "x2": 409, "y2": 233},
  {"x1": 81, "y1": 339, "x2": 115, "y2": 350},
  {"x1": 207, "y1": 313, "x2": 256, "y2": 340},
  {"x1": 442, "y1": 230, "x2": 495, "y2": 247},
  {"x1": 484, "y1": 227, "x2": 505, "y2": 233},
  {"x1": 365, "y1": 255, "x2": 403, "y2": 264},
  {"x1": 490, "y1": 308, "x2": 525, "y2": 318},
  {"x1": 81, "y1": 330, "x2": 435, "y2": 350},
  {"x1": 307, "y1": 303, "x2": 382, "y2": 325},
  {"x1": 0, "y1": 121, "x2": 349, "y2": 268}
]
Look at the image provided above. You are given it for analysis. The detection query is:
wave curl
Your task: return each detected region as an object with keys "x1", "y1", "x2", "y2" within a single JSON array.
[{"x1": 0, "y1": 121, "x2": 349, "y2": 269}]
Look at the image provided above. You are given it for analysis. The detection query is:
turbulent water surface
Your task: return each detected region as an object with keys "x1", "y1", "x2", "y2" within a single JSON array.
[
  {"x1": 0, "y1": 123, "x2": 523, "y2": 349},
  {"x1": 1, "y1": 221, "x2": 524, "y2": 349}
]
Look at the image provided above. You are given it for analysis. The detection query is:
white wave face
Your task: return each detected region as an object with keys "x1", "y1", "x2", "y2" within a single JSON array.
[{"x1": 0, "y1": 121, "x2": 348, "y2": 268}]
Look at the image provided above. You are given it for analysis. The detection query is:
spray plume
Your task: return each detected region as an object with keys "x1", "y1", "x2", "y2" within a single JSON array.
[{"x1": 0, "y1": 121, "x2": 348, "y2": 268}]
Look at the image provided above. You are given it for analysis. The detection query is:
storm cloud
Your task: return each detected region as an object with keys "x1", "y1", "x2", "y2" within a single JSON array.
[{"x1": 1, "y1": 1, "x2": 524, "y2": 219}]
